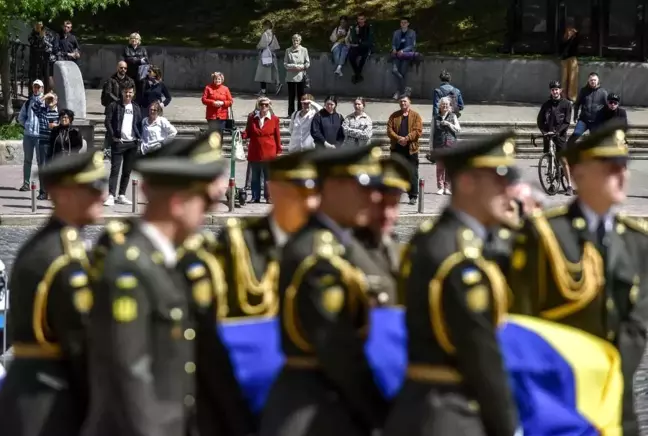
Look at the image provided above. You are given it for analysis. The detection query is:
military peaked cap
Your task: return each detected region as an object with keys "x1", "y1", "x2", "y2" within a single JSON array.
[
  {"x1": 428, "y1": 131, "x2": 518, "y2": 180},
  {"x1": 267, "y1": 149, "x2": 318, "y2": 189},
  {"x1": 374, "y1": 153, "x2": 413, "y2": 193},
  {"x1": 561, "y1": 119, "x2": 629, "y2": 166},
  {"x1": 311, "y1": 145, "x2": 383, "y2": 186},
  {"x1": 39, "y1": 149, "x2": 107, "y2": 190}
]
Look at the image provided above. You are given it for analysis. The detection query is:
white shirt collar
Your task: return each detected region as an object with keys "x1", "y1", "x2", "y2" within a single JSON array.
[
  {"x1": 255, "y1": 110, "x2": 272, "y2": 120},
  {"x1": 268, "y1": 216, "x2": 289, "y2": 248},
  {"x1": 139, "y1": 221, "x2": 177, "y2": 267},
  {"x1": 578, "y1": 201, "x2": 614, "y2": 233}
]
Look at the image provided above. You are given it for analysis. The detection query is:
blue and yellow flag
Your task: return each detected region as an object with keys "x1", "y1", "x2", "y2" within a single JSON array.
[{"x1": 498, "y1": 315, "x2": 623, "y2": 436}]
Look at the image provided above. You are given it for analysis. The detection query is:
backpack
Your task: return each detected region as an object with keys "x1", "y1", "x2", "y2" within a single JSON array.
[{"x1": 437, "y1": 85, "x2": 462, "y2": 116}]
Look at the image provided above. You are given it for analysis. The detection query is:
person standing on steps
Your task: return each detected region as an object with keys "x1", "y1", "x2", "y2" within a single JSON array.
[
  {"x1": 310, "y1": 95, "x2": 345, "y2": 149},
  {"x1": 202, "y1": 72, "x2": 234, "y2": 133},
  {"x1": 104, "y1": 85, "x2": 142, "y2": 207},
  {"x1": 17, "y1": 80, "x2": 46, "y2": 193},
  {"x1": 387, "y1": 96, "x2": 423, "y2": 205},
  {"x1": 255, "y1": 20, "x2": 282, "y2": 97},
  {"x1": 284, "y1": 34, "x2": 310, "y2": 117},
  {"x1": 567, "y1": 72, "x2": 607, "y2": 147},
  {"x1": 432, "y1": 96, "x2": 461, "y2": 195},
  {"x1": 560, "y1": 21, "x2": 580, "y2": 102}
]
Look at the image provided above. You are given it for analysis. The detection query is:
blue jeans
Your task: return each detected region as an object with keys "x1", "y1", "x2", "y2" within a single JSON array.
[
  {"x1": 332, "y1": 45, "x2": 349, "y2": 66},
  {"x1": 22, "y1": 135, "x2": 46, "y2": 187},
  {"x1": 391, "y1": 58, "x2": 411, "y2": 94},
  {"x1": 250, "y1": 161, "x2": 269, "y2": 201},
  {"x1": 567, "y1": 120, "x2": 594, "y2": 147}
]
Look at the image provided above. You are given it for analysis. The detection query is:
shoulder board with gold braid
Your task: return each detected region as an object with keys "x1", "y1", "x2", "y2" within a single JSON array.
[
  {"x1": 60, "y1": 226, "x2": 88, "y2": 262},
  {"x1": 617, "y1": 214, "x2": 648, "y2": 235}
]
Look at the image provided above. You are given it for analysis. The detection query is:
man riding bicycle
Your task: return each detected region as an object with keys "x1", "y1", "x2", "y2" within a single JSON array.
[{"x1": 537, "y1": 80, "x2": 574, "y2": 195}]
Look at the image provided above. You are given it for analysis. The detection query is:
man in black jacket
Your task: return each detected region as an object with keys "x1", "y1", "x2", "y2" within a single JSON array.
[
  {"x1": 593, "y1": 93, "x2": 628, "y2": 132},
  {"x1": 101, "y1": 62, "x2": 135, "y2": 151},
  {"x1": 537, "y1": 80, "x2": 574, "y2": 195},
  {"x1": 104, "y1": 85, "x2": 142, "y2": 207},
  {"x1": 567, "y1": 72, "x2": 608, "y2": 147}
]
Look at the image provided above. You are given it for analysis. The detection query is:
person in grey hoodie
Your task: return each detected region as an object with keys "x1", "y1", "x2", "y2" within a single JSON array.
[
  {"x1": 567, "y1": 72, "x2": 607, "y2": 147},
  {"x1": 310, "y1": 95, "x2": 345, "y2": 148}
]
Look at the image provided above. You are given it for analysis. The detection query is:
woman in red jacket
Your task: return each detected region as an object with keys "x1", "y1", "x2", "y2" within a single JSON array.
[
  {"x1": 201, "y1": 71, "x2": 233, "y2": 131},
  {"x1": 244, "y1": 96, "x2": 282, "y2": 203}
]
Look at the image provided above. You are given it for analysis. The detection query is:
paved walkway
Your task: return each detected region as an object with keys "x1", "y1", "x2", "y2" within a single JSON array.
[
  {"x1": 3, "y1": 158, "x2": 648, "y2": 223},
  {"x1": 84, "y1": 89, "x2": 648, "y2": 124}
]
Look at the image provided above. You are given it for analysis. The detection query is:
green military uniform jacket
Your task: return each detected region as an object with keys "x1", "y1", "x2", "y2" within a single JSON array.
[
  {"x1": 383, "y1": 209, "x2": 519, "y2": 436},
  {"x1": 508, "y1": 201, "x2": 648, "y2": 435},
  {"x1": 84, "y1": 219, "x2": 196, "y2": 436},
  {"x1": 260, "y1": 213, "x2": 395, "y2": 436},
  {"x1": 0, "y1": 218, "x2": 91, "y2": 436},
  {"x1": 176, "y1": 229, "x2": 257, "y2": 436}
]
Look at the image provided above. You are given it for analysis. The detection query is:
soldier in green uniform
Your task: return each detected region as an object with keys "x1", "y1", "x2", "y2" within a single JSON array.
[
  {"x1": 175, "y1": 149, "x2": 319, "y2": 435},
  {"x1": 259, "y1": 145, "x2": 396, "y2": 436},
  {"x1": 0, "y1": 150, "x2": 107, "y2": 436},
  {"x1": 83, "y1": 133, "x2": 227, "y2": 436},
  {"x1": 354, "y1": 153, "x2": 412, "y2": 280},
  {"x1": 507, "y1": 120, "x2": 648, "y2": 435},
  {"x1": 384, "y1": 133, "x2": 521, "y2": 436}
]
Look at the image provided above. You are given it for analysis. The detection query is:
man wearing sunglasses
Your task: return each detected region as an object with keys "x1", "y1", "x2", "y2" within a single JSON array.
[
  {"x1": 83, "y1": 132, "x2": 228, "y2": 436},
  {"x1": 593, "y1": 93, "x2": 628, "y2": 133}
]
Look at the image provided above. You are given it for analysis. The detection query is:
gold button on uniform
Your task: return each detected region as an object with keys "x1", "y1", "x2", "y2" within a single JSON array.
[
  {"x1": 184, "y1": 395, "x2": 195, "y2": 407},
  {"x1": 606, "y1": 298, "x2": 615, "y2": 311},
  {"x1": 184, "y1": 329, "x2": 196, "y2": 340},
  {"x1": 185, "y1": 362, "x2": 196, "y2": 374},
  {"x1": 170, "y1": 308, "x2": 183, "y2": 321}
]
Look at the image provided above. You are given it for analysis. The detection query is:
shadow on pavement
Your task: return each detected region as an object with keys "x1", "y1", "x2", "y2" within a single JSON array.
[{"x1": 5, "y1": 204, "x2": 53, "y2": 210}]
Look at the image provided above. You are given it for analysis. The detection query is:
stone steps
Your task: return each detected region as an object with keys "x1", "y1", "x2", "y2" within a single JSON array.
[{"x1": 92, "y1": 120, "x2": 648, "y2": 159}]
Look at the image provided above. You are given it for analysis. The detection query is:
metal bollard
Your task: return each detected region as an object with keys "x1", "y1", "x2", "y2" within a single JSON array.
[
  {"x1": 131, "y1": 179, "x2": 139, "y2": 214},
  {"x1": 417, "y1": 178, "x2": 425, "y2": 214},
  {"x1": 228, "y1": 178, "x2": 236, "y2": 212},
  {"x1": 31, "y1": 181, "x2": 37, "y2": 212}
]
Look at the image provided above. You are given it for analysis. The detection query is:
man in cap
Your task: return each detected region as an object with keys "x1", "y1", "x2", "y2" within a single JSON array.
[
  {"x1": 384, "y1": 133, "x2": 520, "y2": 436},
  {"x1": 0, "y1": 150, "x2": 107, "y2": 436},
  {"x1": 507, "y1": 119, "x2": 648, "y2": 435},
  {"x1": 355, "y1": 153, "x2": 412, "y2": 279},
  {"x1": 83, "y1": 132, "x2": 227, "y2": 436},
  {"x1": 259, "y1": 145, "x2": 395, "y2": 436},
  {"x1": 175, "y1": 149, "x2": 319, "y2": 435}
]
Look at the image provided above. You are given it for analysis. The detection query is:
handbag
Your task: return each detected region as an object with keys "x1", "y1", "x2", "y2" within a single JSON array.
[
  {"x1": 138, "y1": 64, "x2": 150, "y2": 81},
  {"x1": 232, "y1": 129, "x2": 246, "y2": 162},
  {"x1": 302, "y1": 71, "x2": 311, "y2": 90}
]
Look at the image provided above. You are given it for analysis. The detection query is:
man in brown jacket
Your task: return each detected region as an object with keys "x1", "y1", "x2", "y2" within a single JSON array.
[{"x1": 387, "y1": 96, "x2": 423, "y2": 204}]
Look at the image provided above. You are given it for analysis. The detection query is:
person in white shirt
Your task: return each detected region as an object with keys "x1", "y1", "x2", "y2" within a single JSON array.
[
  {"x1": 104, "y1": 85, "x2": 142, "y2": 206},
  {"x1": 140, "y1": 101, "x2": 178, "y2": 155},
  {"x1": 288, "y1": 93, "x2": 322, "y2": 153}
]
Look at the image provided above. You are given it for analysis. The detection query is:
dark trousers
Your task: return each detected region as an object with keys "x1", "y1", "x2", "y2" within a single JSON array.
[
  {"x1": 108, "y1": 140, "x2": 138, "y2": 197},
  {"x1": 391, "y1": 148, "x2": 419, "y2": 199},
  {"x1": 348, "y1": 47, "x2": 370, "y2": 77},
  {"x1": 287, "y1": 81, "x2": 305, "y2": 116},
  {"x1": 249, "y1": 161, "x2": 269, "y2": 201}
]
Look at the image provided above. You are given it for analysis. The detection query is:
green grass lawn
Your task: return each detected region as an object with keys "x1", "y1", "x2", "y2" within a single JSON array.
[{"x1": 68, "y1": 0, "x2": 511, "y2": 55}]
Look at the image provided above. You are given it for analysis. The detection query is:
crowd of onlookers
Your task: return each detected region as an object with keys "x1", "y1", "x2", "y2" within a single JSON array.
[{"x1": 19, "y1": 14, "x2": 632, "y2": 209}]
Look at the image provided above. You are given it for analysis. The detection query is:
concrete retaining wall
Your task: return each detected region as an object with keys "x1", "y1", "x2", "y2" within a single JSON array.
[{"x1": 78, "y1": 44, "x2": 648, "y2": 105}]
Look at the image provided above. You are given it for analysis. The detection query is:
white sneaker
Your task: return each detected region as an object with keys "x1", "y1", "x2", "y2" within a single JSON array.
[
  {"x1": 334, "y1": 66, "x2": 343, "y2": 76},
  {"x1": 103, "y1": 195, "x2": 115, "y2": 206},
  {"x1": 116, "y1": 195, "x2": 132, "y2": 205},
  {"x1": 436, "y1": 189, "x2": 445, "y2": 195},
  {"x1": 444, "y1": 188, "x2": 452, "y2": 195}
]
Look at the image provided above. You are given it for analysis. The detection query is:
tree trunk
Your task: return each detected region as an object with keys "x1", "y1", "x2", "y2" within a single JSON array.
[{"x1": 0, "y1": 42, "x2": 13, "y2": 123}]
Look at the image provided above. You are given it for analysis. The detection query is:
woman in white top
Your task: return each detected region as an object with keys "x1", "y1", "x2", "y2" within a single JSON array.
[
  {"x1": 140, "y1": 101, "x2": 178, "y2": 155},
  {"x1": 433, "y1": 96, "x2": 461, "y2": 195},
  {"x1": 341, "y1": 97, "x2": 373, "y2": 147},
  {"x1": 288, "y1": 93, "x2": 322, "y2": 153},
  {"x1": 329, "y1": 16, "x2": 350, "y2": 76},
  {"x1": 254, "y1": 20, "x2": 282, "y2": 96}
]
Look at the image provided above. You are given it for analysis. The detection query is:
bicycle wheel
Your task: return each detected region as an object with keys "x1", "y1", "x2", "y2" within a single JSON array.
[{"x1": 537, "y1": 153, "x2": 558, "y2": 195}]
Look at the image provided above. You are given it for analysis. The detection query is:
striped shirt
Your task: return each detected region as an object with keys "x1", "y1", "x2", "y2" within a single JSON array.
[{"x1": 37, "y1": 106, "x2": 59, "y2": 141}]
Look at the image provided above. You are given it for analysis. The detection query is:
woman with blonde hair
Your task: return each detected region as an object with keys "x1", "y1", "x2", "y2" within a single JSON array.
[
  {"x1": 201, "y1": 71, "x2": 233, "y2": 132},
  {"x1": 242, "y1": 96, "x2": 282, "y2": 203},
  {"x1": 140, "y1": 101, "x2": 178, "y2": 155},
  {"x1": 284, "y1": 33, "x2": 310, "y2": 116},
  {"x1": 122, "y1": 32, "x2": 149, "y2": 96},
  {"x1": 432, "y1": 96, "x2": 461, "y2": 195},
  {"x1": 559, "y1": 22, "x2": 580, "y2": 101}
]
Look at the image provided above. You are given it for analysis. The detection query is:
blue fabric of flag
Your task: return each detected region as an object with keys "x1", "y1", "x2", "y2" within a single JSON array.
[{"x1": 217, "y1": 317, "x2": 285, "y2": 414}]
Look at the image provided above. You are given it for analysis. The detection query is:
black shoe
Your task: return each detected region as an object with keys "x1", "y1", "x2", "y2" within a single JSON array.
[
  {"x1": 408, "y1": 197, "x2": 417, "y2": 205},
  {"x1": 18, "y1": 182, "x2": 29, "y2": 191},
  {"x1": 565, "y1": 187, "x2": 573, "y2": 196},
  {"x1": 37, "y1": 192, "x2": 48, "y2": 200},
  {"x1": 252, "y1": 199, "x2": 261, "y2": 204}
]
